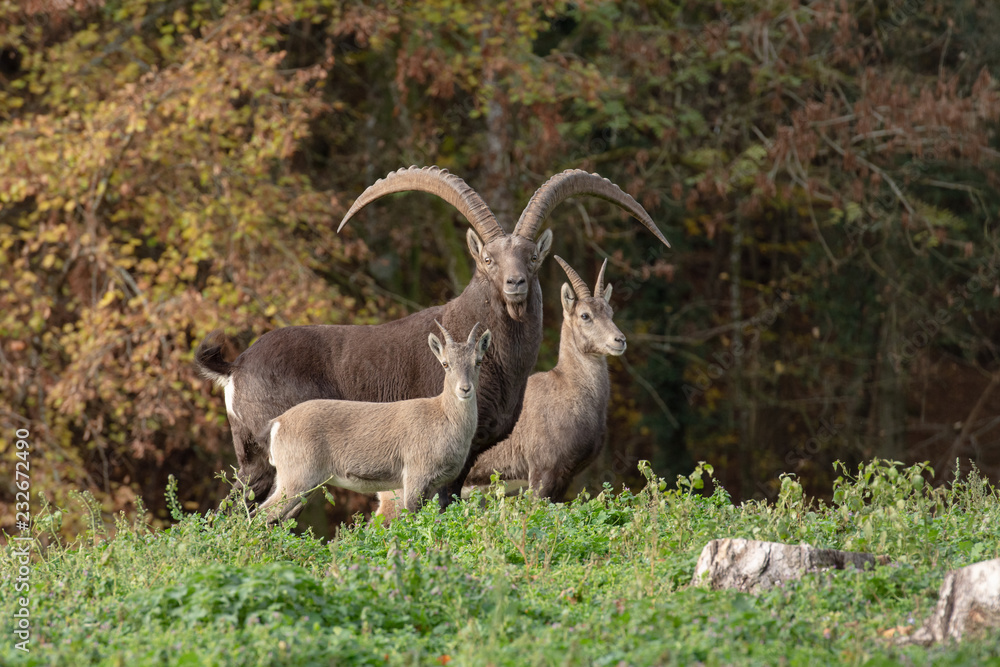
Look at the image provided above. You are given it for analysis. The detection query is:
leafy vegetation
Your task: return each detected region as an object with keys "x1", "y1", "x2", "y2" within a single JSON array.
[{"x1": 2, "y1": 461, "x2": 999, "y2": 665}]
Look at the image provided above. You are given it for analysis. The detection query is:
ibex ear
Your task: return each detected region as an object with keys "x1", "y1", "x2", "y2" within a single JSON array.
[
  {"x1": 476, "y1": 330, "x2": 492, "y2": 360},
  {"x1": 535, "y1": 228, "x2": 553, "y2": 263},
  {"x1": 560, "y1": 283, "x2": 576, "y2": 312},
  {"x1": 602, "y1": 283, "x2": 613, "y2": 303},
  {"x1": 466, "y1": 228, "x2": 484, "y2": 258},
  {"x1": 428, "y1": 333, "x2": 445, "y2": 363}
]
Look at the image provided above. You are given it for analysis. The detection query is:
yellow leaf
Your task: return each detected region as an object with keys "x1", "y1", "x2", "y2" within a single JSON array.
[{"x1": 98, "y1": 289, "x2": 116, "y2": 308}]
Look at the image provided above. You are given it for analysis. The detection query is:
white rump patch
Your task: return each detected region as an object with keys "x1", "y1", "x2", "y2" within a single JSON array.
[
  {"x1": 223, "y1": 377, "x2": 240, "y2": 423},
  {"x1": 268, "y1": 421, "x2": 281, "y2": 466}
]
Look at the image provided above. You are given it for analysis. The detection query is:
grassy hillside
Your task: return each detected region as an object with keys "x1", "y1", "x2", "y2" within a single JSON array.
[{"x1": 2, "y1": 460, "x2": 999, "y2": 666}]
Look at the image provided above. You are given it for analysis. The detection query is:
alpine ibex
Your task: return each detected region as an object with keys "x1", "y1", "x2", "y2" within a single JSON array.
[
  {"x1": 196, "y1": 166, "x2": 670, "y2": 507},
  {"x1": 462, "y1": 257, "x2": 626, "y2": 500},
  {"x1": 257, "y1": 322, "x2": 490, "y2": 524}
]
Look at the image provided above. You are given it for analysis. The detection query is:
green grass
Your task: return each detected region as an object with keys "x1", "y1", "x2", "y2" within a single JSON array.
[{"x1": 2, "y1": 460, "x2": 1000, "y2": 666}]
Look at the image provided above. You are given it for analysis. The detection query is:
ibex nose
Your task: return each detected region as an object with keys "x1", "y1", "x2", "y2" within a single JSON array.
[
  {"x1": 615, "y1": 334, "x2": 626, "y2": 345},
  {"x1": 457, "y1": 384, "x2": 473, "y2": 400},
  {"x1": 504, "y1": 275, "x2": 528, "y2": 297}
]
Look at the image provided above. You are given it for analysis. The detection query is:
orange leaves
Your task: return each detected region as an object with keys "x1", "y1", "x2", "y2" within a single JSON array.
[{"x1": 878, "y1": 624, "x2": 913, "y2": 639}]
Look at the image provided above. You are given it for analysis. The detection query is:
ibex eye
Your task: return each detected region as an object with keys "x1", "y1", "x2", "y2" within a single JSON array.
[
  {"x1": 581, "y1": 313, "x2": 590, "y2": 321},
  {"x1": 484, "y1": 256, "x2": 492, "y2": 265},
  {"x1": 442, "y1": 362, "x2": 449, "y2": 369},
  {"x1": 531, "y1": 254, "x2": 538, "y2": 261}
]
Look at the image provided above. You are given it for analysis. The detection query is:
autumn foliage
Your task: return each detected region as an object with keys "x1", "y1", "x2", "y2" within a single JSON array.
[{"x1": 2, "y1": 0, "x2": 998, "y2": 535}]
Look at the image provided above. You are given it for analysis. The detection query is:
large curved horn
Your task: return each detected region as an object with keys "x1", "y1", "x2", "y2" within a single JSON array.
[
  {"x1": 338, "y1": 166, "x2": 505, "y2": 244},
  {"x1": 554, "y1": 256, "x2": 591, "y2": 299},
  {"x1": 594, "y1": 258, "x2": 609, "y2": 296},
  {"x1": 513, "y1": 170, "x2": 671, "y2": 248},
  {"x1": 434, "y1": 319, "x2": 455, "y2": 345}
]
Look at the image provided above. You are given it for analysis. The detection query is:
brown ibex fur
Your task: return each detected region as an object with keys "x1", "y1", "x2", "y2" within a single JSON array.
[
  {"x1": 257, "y1": 323, "x2": 490, "y2": 523},
  {"x1": 196, "y1": 166, "x2": 669, "y2": 508}
]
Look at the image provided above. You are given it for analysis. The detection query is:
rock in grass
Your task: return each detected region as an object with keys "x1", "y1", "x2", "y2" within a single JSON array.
[
  {"x1": 908, "y1": 558, "x2": 1000, "y2": 645},
  {"x1": 691, "y1": 538, "x2": 881, "y2": 593}
]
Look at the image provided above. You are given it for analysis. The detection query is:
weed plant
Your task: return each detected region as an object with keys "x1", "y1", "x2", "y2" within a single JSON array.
[{"x1": 1, "y1": 460, "x2": 999, "y2": 665}]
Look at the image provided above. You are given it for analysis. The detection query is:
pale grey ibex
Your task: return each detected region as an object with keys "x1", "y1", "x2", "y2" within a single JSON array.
[
  {"x1": 257, "y1": 322, "x2": 491, "y2": 524},
  {"x1": 196, "y1": 166, "x2": 670, "y2": 508}
]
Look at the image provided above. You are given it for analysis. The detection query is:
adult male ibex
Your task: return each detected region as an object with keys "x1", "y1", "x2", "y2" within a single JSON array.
[{"x1": 258, "y1": 322, "x2": 490, "y2": 523}]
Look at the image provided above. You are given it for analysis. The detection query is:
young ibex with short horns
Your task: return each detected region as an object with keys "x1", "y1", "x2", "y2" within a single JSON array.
[
  {"x1": 257, "y1": 322, "x2": 491, "y2": 524},
  {"x1": 463, "y1": 257, "x2": 626, "y2": 500},
  {"x1": 196, "y1": 166, "x2": 670, "y2": 508}
]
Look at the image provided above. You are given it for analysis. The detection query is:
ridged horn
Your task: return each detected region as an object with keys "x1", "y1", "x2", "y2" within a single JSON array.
[
  {"x1": 466, "y1": 322, "x2": 481, "y2": 345},
  {"x1": 554, "y1": 255, "x2": 591, "y2": 299},
  {"x1": 594, "y1": 258, "x2": 609, "y2": 296},
  {"x1": 513, "y1": 170, "x2": 671, "y2": 248},
  {"x1": 338, "y1": 166, "x2": 505, "y2": 244},
  {"x1": 434, "y1": 319, "x2": 454, "y2": 345}
]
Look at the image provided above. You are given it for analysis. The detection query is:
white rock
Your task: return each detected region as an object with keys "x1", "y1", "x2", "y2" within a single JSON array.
[
  {"x1": 691, "y1": 538, "x2": 880, "y2": 593},
  {"x1": 909, "y1": 558, "x2": 1000, "y2": 644}
]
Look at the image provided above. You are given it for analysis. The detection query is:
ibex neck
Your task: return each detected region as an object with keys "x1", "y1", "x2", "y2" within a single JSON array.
[
  {"x1": 439, "y1": 389, "x2": 478, "y2": 430},
  {"x1": 555, "y1": 320, "x2": 609, "y2": 384}
]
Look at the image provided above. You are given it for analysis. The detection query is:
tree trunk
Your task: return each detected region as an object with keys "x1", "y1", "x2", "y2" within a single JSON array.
[
  {"x1": 871, "y1": 298, "x2": 906, "y2": 460},
  {"x1": 479, "y1": 31, "x2": 514, "y2": 227}
]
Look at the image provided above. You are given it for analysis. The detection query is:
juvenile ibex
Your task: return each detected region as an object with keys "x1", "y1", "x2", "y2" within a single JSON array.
[
  {"x1": 464, "y1": 257, "x2": 626, "y2": 500},
  {"x1": 257, "y1": 322, "x2": 491, "y2": 523},
  {"x1": 196, "y1": 166, "x2": 670, "y2": 507}
]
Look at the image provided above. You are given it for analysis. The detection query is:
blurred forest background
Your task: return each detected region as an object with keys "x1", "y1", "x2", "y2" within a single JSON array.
[{"x1": 2, "y1": 0, "x2": 999, "y2": 536}]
